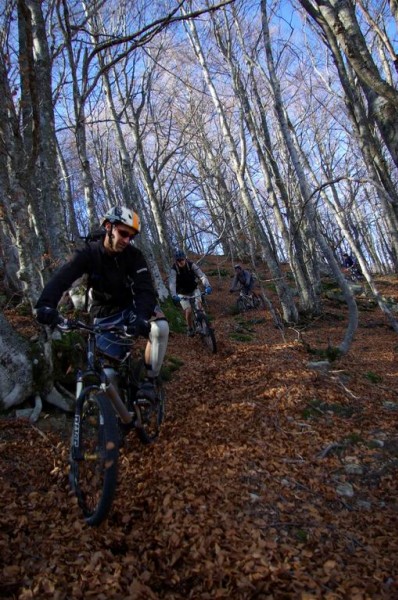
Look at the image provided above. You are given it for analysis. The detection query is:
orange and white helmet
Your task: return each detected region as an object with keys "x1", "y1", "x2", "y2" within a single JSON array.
[{"x1": 101, "y1": 206, "x2": 141, "y2": 234}]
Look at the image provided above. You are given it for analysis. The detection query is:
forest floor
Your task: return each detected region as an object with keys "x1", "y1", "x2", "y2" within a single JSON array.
[{"x1": 1, "y1": 256, "x2": 398, "y2": 600}]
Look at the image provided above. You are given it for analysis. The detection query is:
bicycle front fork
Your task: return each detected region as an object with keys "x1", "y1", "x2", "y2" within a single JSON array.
[{"x1": 102, "y1": 368, "x2": 133, "y2": 425}]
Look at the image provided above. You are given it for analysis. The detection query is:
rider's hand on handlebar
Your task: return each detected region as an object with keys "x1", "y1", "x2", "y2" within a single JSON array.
[
  {"x1": 56, "y1": 317, "x2": 78, "y2": 332},
  {"x1": 172, "y1": 295, "x2": 181, "y2": 306},
  {"x1": 126, "y1": 315, "x2": 151, "y2": 337},
  {"x1": 205, "y1": 286, "x2": 212, "y2": 295}
]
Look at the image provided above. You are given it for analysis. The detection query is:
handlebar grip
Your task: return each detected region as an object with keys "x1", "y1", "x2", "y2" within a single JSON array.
[{"x1": 57, "y1": 317, "x2": 81, "y2": 331}]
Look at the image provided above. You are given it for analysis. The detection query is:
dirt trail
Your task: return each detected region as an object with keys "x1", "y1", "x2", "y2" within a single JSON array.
[{"x1": 1, "y1": 265, "x2": 398, "y2": 599}]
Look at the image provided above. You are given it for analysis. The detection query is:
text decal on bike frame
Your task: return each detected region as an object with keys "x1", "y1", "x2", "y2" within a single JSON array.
[{"x1": 73, "y1": 414, "x2": 80, "y2": 448}]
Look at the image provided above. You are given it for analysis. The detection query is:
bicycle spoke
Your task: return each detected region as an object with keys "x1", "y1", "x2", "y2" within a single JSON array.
[
  {"x1": 69, "y1": 391, "x2": 118, "y2": 526},
  {"x1": 135, "y1": 381, "x2": 165, "y2": 444},
  {"x1": 252, "y1": 293, "x2": 266, "y2": 310},
  {"x1": 197, "y1": 314, "x2": 217, "y2": 354}
]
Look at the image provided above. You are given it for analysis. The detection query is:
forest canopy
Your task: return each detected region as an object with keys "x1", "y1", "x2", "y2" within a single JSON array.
[{"x1": 1, "y1": 0, "x2": 398, "y2": 346}]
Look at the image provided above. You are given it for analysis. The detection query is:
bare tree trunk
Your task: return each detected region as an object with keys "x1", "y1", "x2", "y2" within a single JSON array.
[
  {"x1": 0, "y1": 50, "x2": 46, "y2": 305},
  {"x1": 0, "y1": 313, "x2": 33, "y2": 408},
  {"x1": 24, "y1": 1, "x2": 68, "y2": 258},
  {"x1": 260, "y1": 0, "x2": 360, "y2": 350},
  {"x1": 220, "y1": 7, "x2": 320, "y2": 314},
  {"x1": 307, "y1": 140, "x2": 398, "y2": 332},
  {"x1": 390, "y1": 0, "x2": 398, "y2": 25},
  {"x1": 56, "y1": 139, "x2": 81, "y2": 242},
  {"x1": 57, "y1": 0, "x2": 97, "y2": 229},
  {"x1": 184, "y1": 5, "x2": 298, "y2": 322},
  {"x1": 191, "y1": 120, "x2": 249, "y2": 257},
  {"x1": 99, "y1": 65, "x2": 169, "y2": 299},
  {"x1": 299, "y1": 0, "x2": 398, "y2": 169},
  {"x1": 302, "y1": 4, "x2": 398, "y2": 268}
]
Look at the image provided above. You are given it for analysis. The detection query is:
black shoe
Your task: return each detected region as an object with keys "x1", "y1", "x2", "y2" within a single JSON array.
[
  {"x1": 187, "y1": 327, "x2": 195, "y2": 337},
  {"x1": 137, "y1": 379, "x2": 156, "y2": 402}
]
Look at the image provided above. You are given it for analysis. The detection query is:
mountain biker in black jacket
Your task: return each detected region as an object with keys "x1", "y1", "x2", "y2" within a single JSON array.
[
  {"x1": 35, "y1": 206, "x2": 169, "y2": 399},
  {"x1": 169, "y1": 249, "x2": 212, "y2": 336},
  {"x1": 342, "y1": 253, "x2": 354, "y2": 269}
]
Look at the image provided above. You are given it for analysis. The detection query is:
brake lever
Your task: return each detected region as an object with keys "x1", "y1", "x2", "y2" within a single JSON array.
[{"x1": 57, "y1": 318, "x2": 76, "y2": 332}]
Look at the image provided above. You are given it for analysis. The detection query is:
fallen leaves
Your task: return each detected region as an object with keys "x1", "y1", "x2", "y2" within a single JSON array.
[{"x1": 1, "y1": 270, "x2": 398, "y2": 598}]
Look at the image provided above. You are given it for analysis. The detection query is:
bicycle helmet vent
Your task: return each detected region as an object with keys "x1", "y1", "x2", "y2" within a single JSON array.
[
  {"x1": 175, "y1": 249, "x2": 186, "y2": 260},
  {"x1": 101, "y1": 206, "x2": 141, "y2": 233}
]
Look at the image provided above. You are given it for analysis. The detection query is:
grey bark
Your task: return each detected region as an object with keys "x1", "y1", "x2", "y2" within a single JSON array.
[
  {"x1": 299, "y1": 0, "x2": 398, "y2": 169},
  {"x1": 184, "y1": 4, "x2": 298, "y2": 322},
  {"x1": 58, "y1": 0, "x2": 97, "y2": 229},
  {"x1": 24, "y1": 0, "x2": 68, "y2": 261},
  {"x1": 261, "y1": 0, "x2": 358, "y2": 350},
  {"x1": 0, "y1": 313, "x2": 33, "y2": 408},
  {"x1": 226, "y1": 7, "x2": 320, "y2": 313},
  {"x1": 0, "y1": 50, "x2": 45, "y2": 306},
  {"x1": 311, "y1": 7, "x2": 398, "y2": 267}
]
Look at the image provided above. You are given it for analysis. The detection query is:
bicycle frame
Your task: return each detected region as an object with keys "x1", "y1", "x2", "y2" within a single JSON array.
[
  {"x1": 71, "y1": 327, "x2": 135, "y2": 465},
  {"x1": 58, "y1": 318, "x2": 165, "y2": 525},
  {"x1": 179, "y1": 292, "x2": 206, "y2": 323},
  {"x1": 238, "y1": 290, "x2": 255, "y2": 309},
  {"x1": 346, "y1": 265, "x2": 363, "y2": 282},
  {"x1": 74, "y1": 326, "x2": 134, "y2": 424},
  {"x1": 179, "y1": 292, "x2": 217, "y2": 353},
  {"x1": 235, "y1": 289, "x2": 265, "y2": 312}
]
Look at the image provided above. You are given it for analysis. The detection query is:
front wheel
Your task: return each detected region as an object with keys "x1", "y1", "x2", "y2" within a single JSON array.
[
  {"x1": 197, "y1": 313, "x2": 217, "y2": 354},
  {"x1": 252, "y1": 292, "x2": 266, "y2": 310},
  {"x1": 237, "y1": 297, "x2": 248, "y2": 313},
  {"x1": 69, "y1": 389, "x2": 119, "y2": 526}
]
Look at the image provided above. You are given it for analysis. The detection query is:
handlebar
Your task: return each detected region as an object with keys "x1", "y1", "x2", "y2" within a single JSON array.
[
  {"x1": 177, "y1": 291, "x2": 209, "y2": 301},
  {"x1": 56, "y1": 318, "x2": 136, "y2": 338}
]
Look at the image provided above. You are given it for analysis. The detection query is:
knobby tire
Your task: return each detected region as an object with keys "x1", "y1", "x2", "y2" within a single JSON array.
[
  {"x1": 237, "y1": 293, "x2": 265, "y2": 312},
  {"x1": 69, "y1": 389, "x2": 119, "y2": 526},
  {"x1": 237, "y1": 297, "x2": 249, "y2": 313},
  {"x1": 135, "y1": 378, "x2": 165, "y2": 445},
  {"x1": 197, "y1": 313, "x2": 217, "y2": 354},
  {"x1": 252, "y1": 292, "x2": 266, "y2": 310}
]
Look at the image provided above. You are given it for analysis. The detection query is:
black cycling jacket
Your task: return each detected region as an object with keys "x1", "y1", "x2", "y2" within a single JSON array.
[{"x1": 35, "y1": 240, "x2": 157, "y2": 319}]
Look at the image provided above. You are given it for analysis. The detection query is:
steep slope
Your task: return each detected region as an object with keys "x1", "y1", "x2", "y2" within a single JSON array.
[{"x1": 1, "y1": 258, "x2": 398, "y2": 599}]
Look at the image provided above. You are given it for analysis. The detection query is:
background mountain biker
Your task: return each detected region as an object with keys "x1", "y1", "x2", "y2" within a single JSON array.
[
  {"x1": 169, "y1": 249, "x2": 212, "y2": 336},
  {"x1": 229, "y1": 264, "x2": 255, "y2": 296},
  {"x1": 342, "y1": 252, "x2": 362, "y2": 278},
  {"x1": 342, "y1": 252, "x2": 354, "y2": 269},
  {"x1": 35, "y1": 206, "x2": 169, "y2": 400}
]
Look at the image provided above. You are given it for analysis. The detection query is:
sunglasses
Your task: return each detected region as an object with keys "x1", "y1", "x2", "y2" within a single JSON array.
[
  {"x1": 177, "y1": 258, "x2": 186, "y2": 263},
  {"x1": 116, "y1": 226, "x2": 137, "y2": 241}
]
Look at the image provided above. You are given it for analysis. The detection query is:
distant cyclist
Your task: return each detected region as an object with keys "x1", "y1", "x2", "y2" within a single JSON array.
[
  {"x1": 229, "y1": 264, "x2": 255, "y2": 296},
  {"x1": 342, "y1": 252, "x2": 363, "y2": 279},
  {"x1": 169, "y1": 250, "x2": 212, "y2": 336},
  {"x1": 342, "y1": 253, "x2": 354, "y2": 269}
]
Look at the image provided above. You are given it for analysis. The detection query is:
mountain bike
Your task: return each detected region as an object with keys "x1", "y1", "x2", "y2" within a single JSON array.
[
  {"x1": 57, "y1": 318, "x2": 165, "y2": 526},
  {"x1": 236, "y1": 289, "x2": 266, "y2": 313},
  {"x1": 344, "y1": 265, "x2": 364, "y2": 283},
  {"x1": 179, "y1": 291, "x2": 217, "y2": 354}
]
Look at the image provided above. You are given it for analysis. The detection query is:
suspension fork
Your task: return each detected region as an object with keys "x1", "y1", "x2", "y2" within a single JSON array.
[
  {"x1": 72, "y1": 382, "x2": 101, "y2": 461},
  {"x1": 100, "y1": 367, "x2": 133, "y2": 424}
]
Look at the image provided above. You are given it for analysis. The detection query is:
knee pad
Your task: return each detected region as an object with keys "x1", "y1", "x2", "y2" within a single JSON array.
[{"x1": 149, "y1": 318, "x2": 169, "y2": 342}]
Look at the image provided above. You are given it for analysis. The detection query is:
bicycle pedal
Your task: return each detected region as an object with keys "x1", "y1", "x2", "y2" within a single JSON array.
[
  {"x1": 119, "y1": 415, "x2": 136, "y2": 435},
  {"x1": 136, "y1": 397, "x2": 154, "y2": 408}
]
